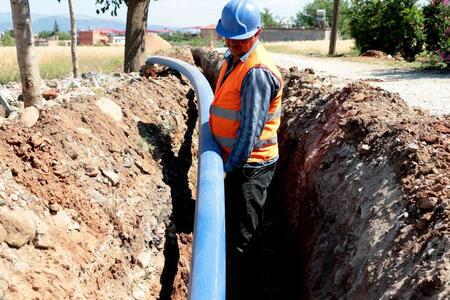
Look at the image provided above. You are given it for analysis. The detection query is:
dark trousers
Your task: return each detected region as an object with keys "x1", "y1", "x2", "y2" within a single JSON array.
[{"x1": 225, "y1": 162, "x2": 277, "y2": 300}]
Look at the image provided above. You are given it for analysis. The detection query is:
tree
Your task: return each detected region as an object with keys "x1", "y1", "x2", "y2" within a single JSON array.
[
  {"x1": 10, "y1": 0, "x2": 42, "y2": 107},
  {"x1": 261, "y1": 8, "x2": 280, "y2": 28},
  {"x1": 96, "y1": 0, "x2": 151, "y2": 73},
  {"x1": 67, "y1": 0, "x2": 79, "y2": 77},
  {"x1": 293, "y1": 0, "x2": 351, "y2": 37},
  {"x1": 329, "y1": 0, "x2": 340, "y2": 55},
  {"x1": 349, "y1": 0, "x2": 425, "y2": 61},
  {"x1": 38, "y1": 30, "x2": 71, "y2": 40},
  {"x1": 1, "y1": 29, "x2": 15, "y2": 46},
  {"x1": 53, "y1": 19, "x2": 60, "y2": 35},
  {"x1": 57, "y1": 0, "x2": 79, "y2": 78},
  {"x1": 424, "y1": 0, "x2": 450, "y2": 67}
]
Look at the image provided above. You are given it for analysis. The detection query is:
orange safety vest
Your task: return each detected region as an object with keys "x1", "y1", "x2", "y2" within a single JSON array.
[{"x1": 210, "y1": 44, "x2": 283, "y2": 163}]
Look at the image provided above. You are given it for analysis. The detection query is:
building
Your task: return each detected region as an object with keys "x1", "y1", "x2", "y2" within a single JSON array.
[
  {"x1": 109, "y1": 35, "x2": 125, "y2": 46},
  {"x1": 78, "y1": 29, "x2": 125, "y2": 46},
  {"x1": 34, "y1": 35, "x2": 71, "y2": 47},
  {"x1": 197, "y1": 25, "x2": 221, "y2": 41}
]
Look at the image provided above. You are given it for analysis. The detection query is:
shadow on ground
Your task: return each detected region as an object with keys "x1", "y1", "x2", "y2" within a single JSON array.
[{"x1": 138, "y1": 89, "x2": 198, "y2": 299}]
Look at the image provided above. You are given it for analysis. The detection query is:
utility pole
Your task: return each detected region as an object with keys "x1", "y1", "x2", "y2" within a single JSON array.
[{"x1": 328, "y1": 0, "x2": 340, "y2": 56}]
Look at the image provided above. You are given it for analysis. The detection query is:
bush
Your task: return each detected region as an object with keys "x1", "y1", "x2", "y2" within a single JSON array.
[
  {"x1": 349, "y1": 0, "x2": 425, "y2": 61},
  {"x1": 1, "y1": 30, "x2": 15, "y2": 46},
  {"x1": 293, "y1": 0, "x2": 352, "y2": 38},
  {"x1": 424, "y1": 0, "x2": 450, "y2": 67}
]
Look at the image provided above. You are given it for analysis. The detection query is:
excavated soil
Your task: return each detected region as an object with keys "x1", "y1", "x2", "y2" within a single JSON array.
[
  {"x1": 278, "y1": 68, "x2": 450, "y2": 299},
  {"x1": 0, "y1": 55, "x2": 195, "y2": 299},
  {"x1": 1, "y1": 45, "x2": 449, "y2": 300},
  {"x1": 193, "y1": 48, "x2": 450, "y2": 299}
]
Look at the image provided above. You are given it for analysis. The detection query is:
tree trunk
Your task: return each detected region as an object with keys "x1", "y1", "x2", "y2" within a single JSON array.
[
  {"x1": 124, "y1": 0, "x2": 150, "y2": 73},
  {"x1": 68, "y1": 0, "x2": 79, "y2": 78},
  {"x1": 10, "y1": 0, "x2": 41, "y2": 107},
  {"x1": 328, "y1": 0, "x2": 340, "y2": 56}
]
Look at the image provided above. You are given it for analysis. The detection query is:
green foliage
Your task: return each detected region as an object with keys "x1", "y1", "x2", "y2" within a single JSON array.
[
  {"x1": 38, "y1": 31, "x2": 71, "y2": 40},
  {"x1": 53, "y1": 19, "x2": 60, "y2": 34},
  {"x1": 423, "y1": 0, "x2": 450, "y2": 67},
  {"x1": 159, "y1": 32, "x2": 217, "y2": 47},
  {"x1": 1, "y1": 30, "x2": 15, "y2": 46},
  {"x1": 293, "y1": 0, "x2": 351, "y2": 37},
  {"x1": 95, "y1": 0, "x2": 129, "y2": 16},
  {"x1": 38, "y1": 31, "x2": 53, "y2": 39},
  {"x1": 261, "y1": 8, "x2": 280, "y2": 28},
  {"x1": 349, "y1": 0, "x2": 425, "y2": 61},
  {"x1": 57, "y1": 32, "x2": 71, "y2": 40}
]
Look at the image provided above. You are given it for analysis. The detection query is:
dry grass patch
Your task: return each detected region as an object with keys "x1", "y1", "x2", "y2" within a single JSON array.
[
  {"x1": 0, "y1": 46, "x2": 126, "y2": 84},
  {"x1": 263, "y1": 40, "x2": 356, "y2": 56}
]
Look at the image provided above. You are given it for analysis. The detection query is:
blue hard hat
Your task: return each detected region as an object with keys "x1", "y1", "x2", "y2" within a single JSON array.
[{"x1": 216, "y1": 0, "x2": 261, "y2": 40}]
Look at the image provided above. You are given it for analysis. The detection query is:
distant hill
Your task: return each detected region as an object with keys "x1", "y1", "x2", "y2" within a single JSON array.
[
  {"x1": 0, "y1": 13, "x2": 181, "y2": 33},
  {"x1": 33, "y1": 15, "x2": 126, "y2": 32}
]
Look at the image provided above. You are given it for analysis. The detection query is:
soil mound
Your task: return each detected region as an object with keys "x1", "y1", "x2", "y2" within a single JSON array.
[
  {"x1": 361, "y1": 50, "x2": 388, "y2": 58},
  {"x1": 145, "y1": 33, "x2": 172, "y2": 54},
  {"x1": 0, "y1": 67, "x2": 195, "y2": 299}
]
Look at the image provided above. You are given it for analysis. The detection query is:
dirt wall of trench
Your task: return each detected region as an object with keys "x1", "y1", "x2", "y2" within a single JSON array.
[
  {"x1": 0, "y1": 59, "x2": 195, "y2": 299},
  {"x1": 192, "y1": 48, "x2": 450, "y2": 299}
]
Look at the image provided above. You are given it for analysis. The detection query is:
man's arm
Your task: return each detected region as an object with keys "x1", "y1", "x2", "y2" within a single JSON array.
[{"x1": 224, "y1": 67, "x2": 280, "y2": 173}]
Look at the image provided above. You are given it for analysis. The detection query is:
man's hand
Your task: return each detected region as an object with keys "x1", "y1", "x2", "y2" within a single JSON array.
[{"x1": 224, "y1": 172, "x2": 227, "y2": 179}]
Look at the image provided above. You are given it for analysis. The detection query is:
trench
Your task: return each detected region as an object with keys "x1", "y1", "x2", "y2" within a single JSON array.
[{"x1": 188, "y1": 48, "x2": 450, "y2": 300}]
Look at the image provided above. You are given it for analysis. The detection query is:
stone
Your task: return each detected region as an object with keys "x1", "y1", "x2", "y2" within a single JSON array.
[
  {"x1": 0, "y1": 90, "x2": 12, "y2": 117},
  {"x1": 52, "y1": 164, "x2": 68, "y2": 178},
  {"x1": 81, "y1": 72, "x2": 95, "y2": 80},
  {"x1": 136, "y1": 250, "x2": 152, "y2": 268},
  {"x1": 7, "y1": 111, "x2": 18, "y2": 121},
  {"x1": 52, "y1": 210, "x2": 73, "y2": 229},
  {"x1": 132, "y1": 285, "x2": 146, "y2": 300},
  {"x1": 20, "y1": 106, "x2": 40, "y2": 128},
  {"x1": 14, "y1": 261, "x2": 30, "y2": 273},
  {"x1": 48, "y1": 203, "x2": 61, "y2": 215},
  {"x1": 406, "y1": 143, "x2": 419, "y2": 153},
  {"x1": 95, "y1": 97, "x2": 123, "y2": 122},
  {"x1": 417, "y1": 197, "x2": 438, "y2": 210},
  {"x1": 68, "y1": 221, "x2": 80, "y2": 231},
  {"x1": 101, "y1": 168, "x2": 120, "y2": 185},
  {"x1": 135, "y1": 160, "x2": 151, "y2": 174},
  {"x1": 84, "y1": 164, "x2": 99, "y2": 177},
  {"x1": 2, "y1": 169, "x2": 13, "y2": 181},
  {"x1": 358, "y1": 144, "x2": 371, "y2": 155},
  {"x1": 0, "y1": 106, "x2": 6, "y2": 118},
  {"x1": 0, "y1": 224, "x2": 6, "y2": 243},
  {"x1": 0, "y1": 207, "x2": 36, "y2": 248},
  {"x1": 33, "y1": 233, "x2": 52, "y2": 249},
  {"x1": 123, "y1": 156, "x2": 133, "y2": 168},
  {"x1": 46, "y1": 80, "x2": 58, "y2": 88},
  {"x1": 42, "y1": 89, "x2": 58, "y2": 100}
]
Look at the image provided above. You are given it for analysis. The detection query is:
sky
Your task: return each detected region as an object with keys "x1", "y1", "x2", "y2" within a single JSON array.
[{"x1": 0, "y1": 0, "x2": 309, "y2": 27}]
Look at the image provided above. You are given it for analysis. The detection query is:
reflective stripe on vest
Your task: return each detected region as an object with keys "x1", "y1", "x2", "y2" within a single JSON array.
[
  {"x1": 210, "y1": 106, "x2": 281, "y2": 122},
  {"x1": 210, "y1": 43, "x2": 283, "y2": 163},
  {"x1": 214, "y1": 135, "x2": 278, "y2": 150}
]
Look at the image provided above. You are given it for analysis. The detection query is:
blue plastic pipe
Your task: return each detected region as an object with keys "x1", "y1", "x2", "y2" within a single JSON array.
[{"x1": 146, "y1": 56, "x2": 226, "y2": 300}]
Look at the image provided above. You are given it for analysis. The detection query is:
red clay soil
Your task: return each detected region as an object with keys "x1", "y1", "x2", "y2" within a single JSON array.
[
  {"x1": 192, "y1": 48, "x2": 450, "y2": 299},
  {"x1": 277, "y1": 67, "x2": 450, "y2": 299},
  {"x1": 0, "y1": 66, "x2": 195, "y2": 299}
]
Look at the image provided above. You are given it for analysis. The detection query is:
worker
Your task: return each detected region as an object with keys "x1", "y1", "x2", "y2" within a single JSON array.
[{"x1": 210, "y1": 0, "x2": 283, "y2": 298}]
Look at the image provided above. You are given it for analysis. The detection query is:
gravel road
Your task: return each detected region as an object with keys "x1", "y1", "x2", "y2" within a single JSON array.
[{"x1": 270, "y1": 53, "x2": 450, "y2": 116}]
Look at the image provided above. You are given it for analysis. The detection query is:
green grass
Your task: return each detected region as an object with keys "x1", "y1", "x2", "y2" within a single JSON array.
[{"x1": 0, "y1": 46, "x2": 126, "y2": 84}]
